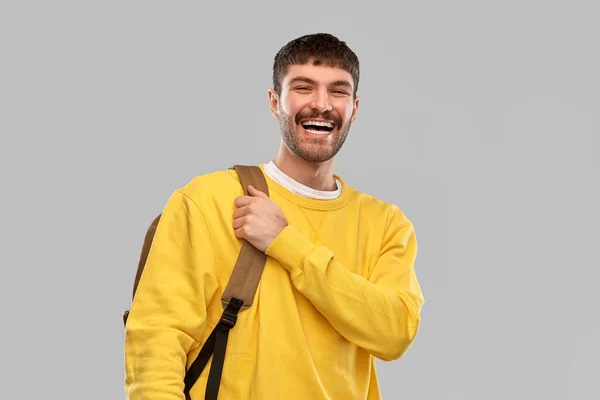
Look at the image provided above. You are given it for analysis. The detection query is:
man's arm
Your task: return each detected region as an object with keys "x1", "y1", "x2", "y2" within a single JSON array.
[
  {"x1": 265, "y1": 205, "x2": 424, "y2": 361},
  {"x1": 124, "y1": 190, "x2": 219, "y2": 400}
]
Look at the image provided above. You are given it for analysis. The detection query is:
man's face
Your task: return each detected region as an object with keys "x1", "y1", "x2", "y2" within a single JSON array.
[{"x1": 269, "y1": 62, "x2": 359, "y2": 163}]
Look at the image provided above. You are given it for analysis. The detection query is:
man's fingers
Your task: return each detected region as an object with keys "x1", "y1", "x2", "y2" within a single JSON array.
[
  {"x1": 232, "y1": 215, "x2": 248, "y2": 229},
  {"x1": 232, "y1": 205, "x2": 251, "y2": 219},
  {"x1": 234, "y1": 195, "x2": 253, "y2": 207},
  {"x1": 234, "y1": 226, "x2": 245, "y2": 239},
  {"x1": 248, "y1": 185, "x2": 268, "y2": 198}
]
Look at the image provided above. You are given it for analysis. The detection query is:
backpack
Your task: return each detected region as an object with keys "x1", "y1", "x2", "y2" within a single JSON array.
[{"x1": 123, "y1": 165, "x2": 269, "y2": 400}]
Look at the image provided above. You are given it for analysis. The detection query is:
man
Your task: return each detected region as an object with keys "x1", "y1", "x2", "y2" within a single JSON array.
[{"x1": 124, "y1": 33, "x2": 424, "y2": 399}]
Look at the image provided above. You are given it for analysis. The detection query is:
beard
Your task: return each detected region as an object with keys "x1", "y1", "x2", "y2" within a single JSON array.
[{"x1": 278, "y1": 105, "x2": 351, "y2": 163}]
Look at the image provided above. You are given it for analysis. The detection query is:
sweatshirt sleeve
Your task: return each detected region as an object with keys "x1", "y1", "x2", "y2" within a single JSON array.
[
  {"x1": 124, "y1": 190, "x2": 220, "y2": 400},
  {"x1": 264, "y1": 205, "x2": 424, "y2": 361}
]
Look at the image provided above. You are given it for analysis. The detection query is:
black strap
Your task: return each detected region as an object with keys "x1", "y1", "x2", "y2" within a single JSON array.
[{"x1": 183, "y1": 297, "x2": 244, "y2": 399}]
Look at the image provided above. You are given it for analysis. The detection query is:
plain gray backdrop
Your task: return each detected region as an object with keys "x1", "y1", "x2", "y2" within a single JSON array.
[{"x1": 1, "y1": 1, "x2": 598, "y2": 399}]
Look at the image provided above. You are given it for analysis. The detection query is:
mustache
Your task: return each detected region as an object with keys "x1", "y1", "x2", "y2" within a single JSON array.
[{"x1": 295, "y1": 110, "x2": 342, "y2": 127}]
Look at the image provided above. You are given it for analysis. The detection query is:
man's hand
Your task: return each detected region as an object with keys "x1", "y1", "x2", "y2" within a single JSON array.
[{"x1": 233, "y1": 185, "x2": 288, "y2": 252}]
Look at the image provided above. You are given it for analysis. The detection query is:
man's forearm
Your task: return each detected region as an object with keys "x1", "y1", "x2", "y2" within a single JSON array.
[{"x1": 265, "y1": 221, "x2": 424, "y2": 361}]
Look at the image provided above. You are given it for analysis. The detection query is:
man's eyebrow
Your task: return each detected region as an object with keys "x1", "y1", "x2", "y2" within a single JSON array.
[
  {"x1": 288, "y1": 77, "x2": 353, "y2": 90},
  {"x1": 288, "y1": 77, "x2": 316, "y2": 86},
  {"x1": 330, "y1": 80, "x2": 353, "y2": 90}
]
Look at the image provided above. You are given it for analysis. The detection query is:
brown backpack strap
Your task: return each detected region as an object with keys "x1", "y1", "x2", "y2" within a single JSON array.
[
  {"x1": 123, "y1": 213, "x2": 162, "y2": 324},
  {"x1": 220, "y1": 164, "x2": 269, "y2": 310},
  {"x1": 132, "y1": 213, "x2": 162, "y2": 300}
]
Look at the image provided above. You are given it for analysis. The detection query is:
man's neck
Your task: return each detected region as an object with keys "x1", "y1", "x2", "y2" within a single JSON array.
[{"x1": 273, "y1": 148, "x2": 337, "y2": 192}]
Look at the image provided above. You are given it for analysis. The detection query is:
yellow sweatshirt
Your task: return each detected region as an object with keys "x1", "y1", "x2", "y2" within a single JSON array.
[{"x1": 124, "y1": 164, "x2": 424, "y2": 400}]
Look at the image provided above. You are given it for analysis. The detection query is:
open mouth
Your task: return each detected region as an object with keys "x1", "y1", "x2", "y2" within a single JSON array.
[{"x1": 300, "y1": 120, "x2": 335, "y2": 135}]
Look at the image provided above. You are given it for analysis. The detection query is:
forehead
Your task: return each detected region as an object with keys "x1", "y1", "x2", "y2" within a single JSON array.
[{"x1": 282, "y1": 63, "x2": 354, "y2": 88}]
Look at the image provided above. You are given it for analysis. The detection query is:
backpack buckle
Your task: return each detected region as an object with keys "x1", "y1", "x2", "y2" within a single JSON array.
[
  {"x1": 218, "y1": 297, "x2": 243, "y2": 331},
  {"x1": 219, "y1": 310, "x2": 238, "y2": 330}
]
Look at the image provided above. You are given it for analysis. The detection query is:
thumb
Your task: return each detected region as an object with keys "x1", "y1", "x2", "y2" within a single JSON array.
[{"x1": 248, "y1": 184, "x2": 266, "y2": 197}]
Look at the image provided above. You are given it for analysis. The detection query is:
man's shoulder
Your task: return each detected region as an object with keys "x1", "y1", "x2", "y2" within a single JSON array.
[
  {"x1": 347, "y1": 183, "x2": 412, "y2": 228},
  {"x1": 176, "y1": 166, "x2": 244, "y2": 206},
  {"x1": 184, "y1": 167, "x2": 240, "y2": 192}
]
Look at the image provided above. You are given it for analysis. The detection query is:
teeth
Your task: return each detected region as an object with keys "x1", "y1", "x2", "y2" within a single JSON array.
[
  {"x1": 302, "y1": 120, "x2": 334, "y2": 128},
  {"x1": 305, "y1": 128, "x2": 330, "y2": 135}
]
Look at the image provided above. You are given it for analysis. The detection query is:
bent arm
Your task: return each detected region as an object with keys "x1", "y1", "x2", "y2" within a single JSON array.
[
  {"x1": 265, "y1": 206, "x2": 424, "y2": 361},
  {"x1": 124, "y1": 190, "x2": 219, "y2": 399}
]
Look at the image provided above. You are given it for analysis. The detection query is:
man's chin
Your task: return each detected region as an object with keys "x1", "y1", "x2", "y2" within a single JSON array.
[{"x1": 292, "y1": 145, "x2": 337, "y2": 164}]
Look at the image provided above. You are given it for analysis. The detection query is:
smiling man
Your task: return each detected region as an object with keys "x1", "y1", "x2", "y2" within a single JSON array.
[{"x1": 124, "y1": 33, "x2": 424, "y2": 400}]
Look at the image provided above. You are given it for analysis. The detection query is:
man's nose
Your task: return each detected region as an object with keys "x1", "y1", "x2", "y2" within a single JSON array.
[{"x1": 310, "y1": 90, "x2": 333, "y2": 113}]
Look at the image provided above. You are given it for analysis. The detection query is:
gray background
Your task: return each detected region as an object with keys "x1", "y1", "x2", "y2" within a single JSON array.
[{"x1": 1, "y1": 1, "x2": 598, "y2": 399}]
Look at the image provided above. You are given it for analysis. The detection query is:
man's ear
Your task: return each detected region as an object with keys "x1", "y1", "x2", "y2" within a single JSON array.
[
  {"x1": 268, "y1": 89, "x2": 280, "y2": 119},
  {"x1": 350, "y1": 96, "x2": 360, "y2": 124}
]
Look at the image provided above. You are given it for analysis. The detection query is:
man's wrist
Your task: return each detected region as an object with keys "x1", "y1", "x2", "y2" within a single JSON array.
[{"x1": 265, "y1": 224, "x2": 317, "y2": 275}]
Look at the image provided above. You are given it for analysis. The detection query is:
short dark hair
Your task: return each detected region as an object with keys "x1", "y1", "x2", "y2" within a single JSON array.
[{"x1": 272, "y1": 33, "x2": 360, "y2": 98}]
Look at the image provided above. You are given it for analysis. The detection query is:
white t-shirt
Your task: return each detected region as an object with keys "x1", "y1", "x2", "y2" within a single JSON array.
[{"x1": 263, "y1": 161, "x2": 341, "y2": 200}]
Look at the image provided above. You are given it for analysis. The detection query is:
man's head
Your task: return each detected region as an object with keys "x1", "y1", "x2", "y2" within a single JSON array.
[{"x1": 269, "y1": 33, "x2": 360, "y2": 164}]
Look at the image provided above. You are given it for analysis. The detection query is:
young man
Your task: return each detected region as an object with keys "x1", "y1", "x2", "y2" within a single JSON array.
[{"x1": 124, "y1": 33, "x2": 424, "y2": 400}]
